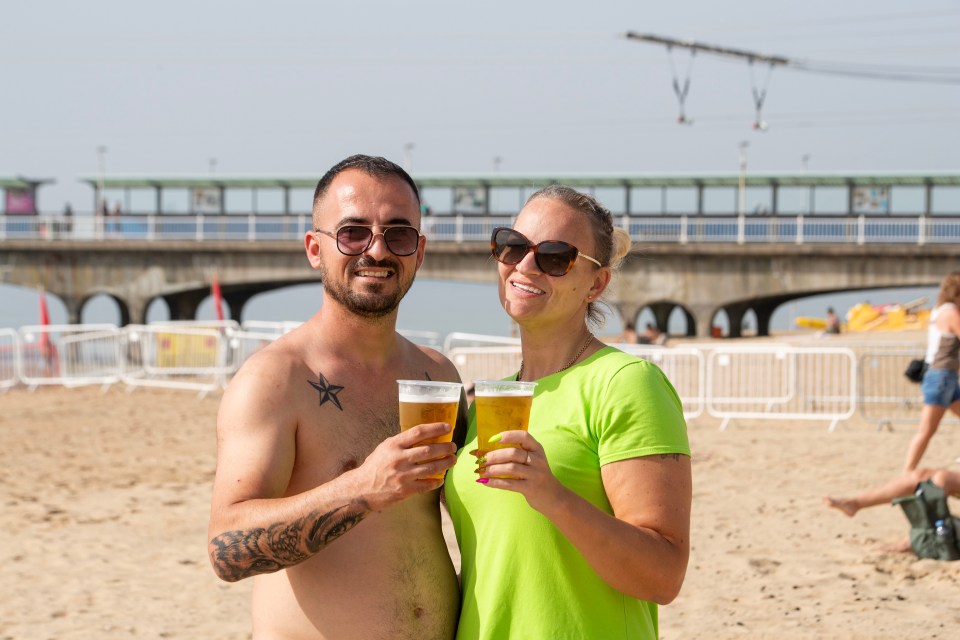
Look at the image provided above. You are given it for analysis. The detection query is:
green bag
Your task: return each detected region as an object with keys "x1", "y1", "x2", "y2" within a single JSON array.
[{"x1": 893, "y1": 480, "x2": 960, "y2": 561}]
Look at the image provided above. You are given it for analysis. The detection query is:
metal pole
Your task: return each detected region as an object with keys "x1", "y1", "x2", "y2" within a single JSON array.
[
  {"x1": 801, "y1": 153, "x2": 812, "y2": 214},
  {"x1": 96, "y1": 145, "x2": 108, "y2": 239},
  {"x1": 737, "y1": 141, "x2": 748, "y2": 244},
  {"x1": 96, "y1": 145, "x2": 108, "y2": 213}
]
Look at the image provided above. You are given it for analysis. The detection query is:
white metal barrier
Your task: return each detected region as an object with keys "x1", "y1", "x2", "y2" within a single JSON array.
[
  {"x1": 58, "y1": 328, "x2": 125, "y2": 388},
  {"x1": 399, "y1": 329, "x2": 443, "y2": 347},
  {"x1": 618, "y1": 345, "x2": 706, "y2": 420},
  {"x1": 447, "y1": 346, "x2": 522, "y2": 389},
  {"x1": 223, "y1": 330, "x2": 280, "y2": 380},
  {"x1": 857, "y1": 348, "x2": 960, "y2": 429},
  {"x1": 16, "y1": 324, "x2": 122, "y2": 389},
  {"x1": 0, "y1": 321, "x2": 940, "y2": 436},
  {"x1": 706, "y1": 346, "x2": 857, "y2": 431},
  {"x1": 0, "y1": 328, "x2": 19, "y2": 390},
  {"x1": 240, "y1": 320, "x2": 302, "y2": 335},
  {"x1": 121, "y1": 324, "x2": 228, "y2": 396},
  {"x1": 443, "y1": 332, "x2": 520, "y2": 354}
]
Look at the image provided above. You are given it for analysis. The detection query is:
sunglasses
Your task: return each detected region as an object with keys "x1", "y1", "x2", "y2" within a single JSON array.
[
  {"x1": 315, "y1": 224, "x2": 422, "y2": 257},
  {"x1": 490, "y1": 227, "x2": 602, "y2": 277}
]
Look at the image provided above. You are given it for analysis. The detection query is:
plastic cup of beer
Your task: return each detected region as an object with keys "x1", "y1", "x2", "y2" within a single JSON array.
[
  {"x1": 473, "y1": 380, "x2": 537, "y2": 472},
  {"x1": 397, "y1": 380, "x2": 462, "y2": 480}
]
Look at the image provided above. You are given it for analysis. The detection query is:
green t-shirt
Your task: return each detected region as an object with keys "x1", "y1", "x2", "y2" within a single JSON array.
[{"x1": 445, "y1": 346, "x2": 691, "y2": 640}]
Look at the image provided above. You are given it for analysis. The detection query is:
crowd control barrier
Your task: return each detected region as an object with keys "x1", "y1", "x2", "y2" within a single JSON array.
[
  {"x1": 121, "y1": 324, "x2": 228, "y2": 397},
  {"x1": 706, "y1": 346, "x2": 857, "y2": 431},
  {"x1": 16, "y1": 324, "x2": 122, "y2": 390},
  {"x1": 0, "y1": 328, "x2": 19, "y2": 390}
]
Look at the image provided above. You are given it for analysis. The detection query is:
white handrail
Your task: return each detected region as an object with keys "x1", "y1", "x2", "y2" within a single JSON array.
[{"x1": 4, "y1": 214, "x2": 960, "y2": 245}]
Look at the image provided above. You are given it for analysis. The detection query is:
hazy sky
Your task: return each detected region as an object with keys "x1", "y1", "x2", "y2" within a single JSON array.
[{"x1": 3, "y1": 0, "x2": 959, "y2": 212}]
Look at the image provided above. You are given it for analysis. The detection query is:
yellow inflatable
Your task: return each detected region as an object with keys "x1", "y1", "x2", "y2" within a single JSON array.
[{"x1": 796, "y1": 298, "x2": 930, "y2": 333}]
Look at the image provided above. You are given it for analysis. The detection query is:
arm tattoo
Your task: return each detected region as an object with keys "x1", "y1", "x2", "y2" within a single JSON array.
[
  {"x1": 659, "y1": 453, "x2": 682, "y2": 462},
  {"x1": 307, "y1": 372, "x2": 344, "y2": 410},
  {"x1": 209, "y1": 500, "x2": 369, "y2": 581}
]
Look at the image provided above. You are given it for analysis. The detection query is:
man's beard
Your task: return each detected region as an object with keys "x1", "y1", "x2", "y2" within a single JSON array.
[{"x1": 319, "y1": 257, "x2": 415, "y2": 319}]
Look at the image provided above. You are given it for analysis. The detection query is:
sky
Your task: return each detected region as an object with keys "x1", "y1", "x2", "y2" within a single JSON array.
[
  {"x1": 1, "y1": 1, "x2": 958, "y2": 336},
  {"x1": 2, "y1": 0, "x2": 959, "y2": 212}
]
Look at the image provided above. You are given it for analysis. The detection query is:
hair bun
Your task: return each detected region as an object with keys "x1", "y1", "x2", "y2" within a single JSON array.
[{"x1": 609, "y1": 227, "x2": 632, "y2": 269}]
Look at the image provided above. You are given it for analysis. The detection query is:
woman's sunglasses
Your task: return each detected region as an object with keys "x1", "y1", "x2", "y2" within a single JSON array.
[
  {"x1": 315, "y1": 224, "x2": 422, "y2": 257},
  {"x1": 490, "y1": 227, "x2": 602, "y2": 277}
]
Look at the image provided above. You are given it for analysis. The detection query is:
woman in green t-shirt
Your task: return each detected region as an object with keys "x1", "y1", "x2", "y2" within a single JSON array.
[{"x1": 444, "y1": 185, "x2": 692, "y2": 640}]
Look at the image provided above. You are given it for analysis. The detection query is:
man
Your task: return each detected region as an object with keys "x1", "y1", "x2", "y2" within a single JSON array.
[{"x1": 208, "y1": 155, "x2": 466, "y2": 639}]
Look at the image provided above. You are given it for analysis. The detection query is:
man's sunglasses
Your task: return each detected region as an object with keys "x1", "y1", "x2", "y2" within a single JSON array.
[
  {"x1": 315, "y1": 224, "x2": 422, "y2": 257},
  {"x1": 490, "y1": 227, "x2": 602, "y2": 277}
]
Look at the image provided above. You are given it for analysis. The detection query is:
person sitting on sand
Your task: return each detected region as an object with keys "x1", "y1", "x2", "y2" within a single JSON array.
[
  {"x1": 824, "y1": 467, "x2": 960, "y2": 518},
  {"x1": 824, "y1": 467, "x2": 960, "y2": 553}
]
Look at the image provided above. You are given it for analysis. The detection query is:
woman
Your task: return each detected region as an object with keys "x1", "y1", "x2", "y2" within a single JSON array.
[
  {"x1": 903, "y1": 271, "x2": 960, "y2": 471},
  {"x1": 444, "y1": 186, "x2": 691, "y2": 640}
]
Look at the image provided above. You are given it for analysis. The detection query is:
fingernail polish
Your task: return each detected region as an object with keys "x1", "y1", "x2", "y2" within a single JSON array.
[
  {"x1": 487, "y1": 434, "x2": 502, "y2": 444},
  {"x1": 476, "y1": 478, "x2": 489, "y2": 484}
]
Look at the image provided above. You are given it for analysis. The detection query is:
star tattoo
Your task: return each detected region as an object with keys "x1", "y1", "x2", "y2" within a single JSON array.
[{"x1": 308, "y1": 373, "x2": 344, "y2": 410}]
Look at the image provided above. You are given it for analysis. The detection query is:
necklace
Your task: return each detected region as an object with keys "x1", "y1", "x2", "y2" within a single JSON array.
[{"x1": 517, "y1": 333, "x2": 595, "y2": 382}]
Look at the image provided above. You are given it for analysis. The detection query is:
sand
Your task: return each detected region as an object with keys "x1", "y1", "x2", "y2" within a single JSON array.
[{"x1": 2, "y1": 382, "x2": 960, "y2": 639}]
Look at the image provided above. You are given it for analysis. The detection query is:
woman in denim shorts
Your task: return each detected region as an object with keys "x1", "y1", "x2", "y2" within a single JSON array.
[{"x1": 904, "y1": 272, "x2": 960, "y2": 471}]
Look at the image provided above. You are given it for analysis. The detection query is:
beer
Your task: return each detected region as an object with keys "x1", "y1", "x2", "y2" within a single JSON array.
[
  {"x1": 397, "y1": 380, "x2": 463, "y2": 480},
  {"x1": 399, "y1": 396, "x2": 460, "y2": 442},
  {"x1": 473, "y1": 380, "x2": 537, "y2": 474}
]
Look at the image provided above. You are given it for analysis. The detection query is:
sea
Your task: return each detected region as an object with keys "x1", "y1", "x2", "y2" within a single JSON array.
[{"x1": 0, "y1": 277, "x2": 939, "y2": 341}]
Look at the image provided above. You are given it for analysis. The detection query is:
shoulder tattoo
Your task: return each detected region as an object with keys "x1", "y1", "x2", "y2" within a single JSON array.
[
  {"x1": 209, "y1": 499, "x2": 370, "y2": 581},
  {"x1": 308, "y1": 372, "x2": 344, "y2": 410}
]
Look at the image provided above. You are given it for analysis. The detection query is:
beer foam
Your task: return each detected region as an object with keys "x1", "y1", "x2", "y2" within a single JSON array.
[
  {"x1": 399, "y1": 393, "x2": 459, "y2": 403},
  {"x1": 474, "y1": 390, "x2": 534, "y2": 397}
]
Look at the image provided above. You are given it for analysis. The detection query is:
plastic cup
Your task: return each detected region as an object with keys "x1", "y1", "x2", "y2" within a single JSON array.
[
  {"x1": 473, "y1": 380, "x2": 537, "y2": 471},
  {"x1": 397, "y1": 380, "x2": 462, "y2": 479}
]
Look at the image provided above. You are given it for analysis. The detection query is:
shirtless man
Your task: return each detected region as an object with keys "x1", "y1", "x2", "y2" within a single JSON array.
[{"x1": 208, "y1": 155, "x2": 465, "y2": 639}]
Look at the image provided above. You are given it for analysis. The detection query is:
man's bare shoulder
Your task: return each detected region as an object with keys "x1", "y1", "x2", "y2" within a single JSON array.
[
  {"x1": 236, "y1": 327, "x2": 313, "y2": 377},
  {"x1": 219, "y1": 330, "x2": 315, "y2": 424},
  {"x1": 405, "y1": 340, "x2": 461, "y2": 383}
]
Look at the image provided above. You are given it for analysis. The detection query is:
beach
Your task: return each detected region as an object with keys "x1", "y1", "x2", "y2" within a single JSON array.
[{"x1": 2, "y1": 382, "x2": 959, "y2": 639}]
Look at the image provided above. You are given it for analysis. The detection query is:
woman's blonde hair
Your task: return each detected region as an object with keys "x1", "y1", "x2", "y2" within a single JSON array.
[
  {"x1": 524, "y1": 185, "x2": 632, "y2": 327},
  {"x1": 937, "y1": 271, "x2": 960, "y2": 306}
]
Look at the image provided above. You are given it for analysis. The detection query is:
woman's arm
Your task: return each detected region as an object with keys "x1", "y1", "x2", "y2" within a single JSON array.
[{"x1": 479, "y1": 434, "x2": 691, "y2": 603}]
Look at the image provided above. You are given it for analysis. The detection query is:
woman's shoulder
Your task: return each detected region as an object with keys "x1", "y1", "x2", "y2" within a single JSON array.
[{"x1": 591, "y1": 346, "x2": 666, "y2": 379}]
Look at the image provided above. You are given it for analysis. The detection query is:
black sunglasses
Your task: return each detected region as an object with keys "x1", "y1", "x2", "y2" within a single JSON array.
[
  {"x1": 490, "y1": 227, "x2": 602, "y2": 277},
  {"x1": 315, "y1": 224, "x2": 422, "y2": 257}
]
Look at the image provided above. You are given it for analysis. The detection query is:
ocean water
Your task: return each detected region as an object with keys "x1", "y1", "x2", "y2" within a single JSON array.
[{"x1": 0, "y1": 277, "x2": 938, "y2": 340}]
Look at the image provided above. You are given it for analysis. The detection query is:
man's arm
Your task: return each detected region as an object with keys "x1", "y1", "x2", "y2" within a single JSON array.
[{"x1": 206, "y1": 356, "x2": 456, "y2": 582}]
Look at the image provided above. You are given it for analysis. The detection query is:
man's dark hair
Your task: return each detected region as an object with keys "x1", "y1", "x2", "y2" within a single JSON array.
[{"x1": 313, "y1": 154, "x2": 420, "y2": 207}]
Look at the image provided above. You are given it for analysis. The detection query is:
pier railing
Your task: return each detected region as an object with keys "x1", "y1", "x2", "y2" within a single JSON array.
[{"x1": 3, "y1": 213, "x2": 960, "y2": 245}]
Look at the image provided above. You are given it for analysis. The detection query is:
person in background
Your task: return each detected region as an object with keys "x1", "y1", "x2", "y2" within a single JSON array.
[
  {"x1": 903, "y1": 272, "x2": 960, "y2": 472},
  {"x1": 824, "y1": 467, "x2": 960, "y2": 519},
  {"x1": 445, "y1": 185, "x2": 691, "y2": 640},
  {"x1": 825, "y1": 307, "x2": 841, "y2": 334},
  {"x1": 207, "y1": 155, "x2": 465, "y2": 639},
  {"x1": 643, "y1": 322, "x2": 668, "y2": 346},
  {"x1": 620, "y1": 320, "x2": 639, "y2": 344}
]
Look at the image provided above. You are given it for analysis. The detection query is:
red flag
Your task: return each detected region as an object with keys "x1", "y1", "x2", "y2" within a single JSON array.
[
  {"x1": 39, "y1": 288, "x2": 50, "y2": 327},
  {"x1": 38, "y1": 287, "x2": 51, "y2": 357},
  {"x1": 211, "y1": 274, "x2": 225, "y2": 321}
]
